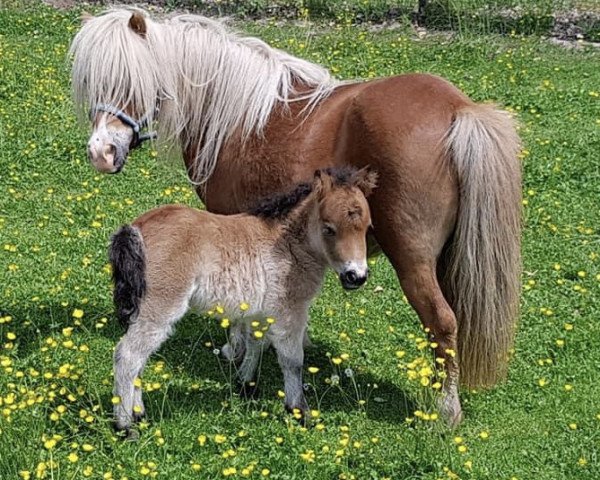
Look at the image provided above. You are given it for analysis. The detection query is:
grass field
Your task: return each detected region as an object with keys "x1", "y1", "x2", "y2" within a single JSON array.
[{"x1": 1, "y1": 1, "x2": 600, "y2": 479}]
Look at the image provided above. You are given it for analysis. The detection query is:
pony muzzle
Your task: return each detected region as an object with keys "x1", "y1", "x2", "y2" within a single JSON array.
[
  {"x1": 87, "y1": 141, "x2": 128, "y2": 173},
  {"x1": 339, "y1": 267, "x2": 368, "y2": 290}
]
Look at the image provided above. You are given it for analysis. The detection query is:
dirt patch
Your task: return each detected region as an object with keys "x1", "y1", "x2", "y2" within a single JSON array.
[{"x1": 43, "y1": 0, "x2": 81, "y2": 9}]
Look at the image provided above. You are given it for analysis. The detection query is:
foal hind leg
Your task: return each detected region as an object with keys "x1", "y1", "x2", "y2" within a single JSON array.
[{"x1": 113, "y1": 304, "x2": 186, "y2": 432}]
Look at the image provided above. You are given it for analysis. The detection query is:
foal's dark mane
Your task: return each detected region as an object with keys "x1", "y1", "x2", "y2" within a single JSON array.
[{"x1": 249, "y1": 166, "x2": 359, "y2": 219}]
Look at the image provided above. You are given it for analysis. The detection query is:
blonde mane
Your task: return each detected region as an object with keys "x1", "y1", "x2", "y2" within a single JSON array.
[{"x1": 70, "y1": 8, "x2": 338, "y2": 184}]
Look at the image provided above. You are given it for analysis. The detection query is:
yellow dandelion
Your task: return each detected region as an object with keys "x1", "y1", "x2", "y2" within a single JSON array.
[
  {"x1": 240, "y1": 302, "x2": 250, "y2": 311},
  {"x1": 300, "y1": 450, "x2": 315, "y2": 462},
  {"x1": 254, "y1": 331, "x2": 264, "y2": 339},
  {"x1": 68, "y1": 452, "x2": 79, "y2": 463},
  {"x1": 72, "y1": 309, "x2": 84, "y2": 319},
  {"x1": 44, "y1": 439, "x2": 57, "y2": 449},
  {"x1": 220, "y1": 318, "x2": 230, "y2": 329},
  {"x1": 308, "y1": 367, "x2": 319, "y2": 374}
]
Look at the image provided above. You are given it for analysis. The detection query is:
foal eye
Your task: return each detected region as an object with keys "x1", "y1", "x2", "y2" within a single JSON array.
[{"x1": 322, "y1": 225, "x2": 336, "y2": 237}]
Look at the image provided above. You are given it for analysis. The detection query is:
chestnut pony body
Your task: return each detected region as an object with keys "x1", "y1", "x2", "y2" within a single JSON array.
[{"x1": 71, "y1": 8, "x2": 522, "y2": 426}]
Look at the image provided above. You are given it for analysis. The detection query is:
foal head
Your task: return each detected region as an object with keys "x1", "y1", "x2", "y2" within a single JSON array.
[{"x1": 310, "y1": 168, "x2": 377, "y2": 290}]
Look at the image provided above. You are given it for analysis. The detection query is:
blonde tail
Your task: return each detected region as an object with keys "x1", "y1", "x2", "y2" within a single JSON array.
[{"x1": 443, "y1": 103, "x2": 522, "y2": 388}]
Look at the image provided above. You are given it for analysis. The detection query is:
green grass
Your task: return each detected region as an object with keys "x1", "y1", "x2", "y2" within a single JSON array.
[{"x1": 1, "y1": 1, "x2": 600, "y2": 479}]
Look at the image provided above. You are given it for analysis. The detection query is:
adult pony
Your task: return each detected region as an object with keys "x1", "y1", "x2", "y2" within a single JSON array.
[{"x1": 70, "y1": 8, "x2": 522, "y2": 426}]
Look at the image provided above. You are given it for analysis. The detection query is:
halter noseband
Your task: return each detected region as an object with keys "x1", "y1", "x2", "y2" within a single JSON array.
[{"x1": 91, "y1": 104, "x2": 157, "y2": 149}]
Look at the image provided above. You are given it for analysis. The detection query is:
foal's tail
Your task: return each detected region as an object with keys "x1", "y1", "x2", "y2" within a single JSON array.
[
  {"x1": 442, "y1": 103, "x2": 522, "y2": 388},
  {"x1": 109, "y1": 225, "x2": 147, "y2": 329}
]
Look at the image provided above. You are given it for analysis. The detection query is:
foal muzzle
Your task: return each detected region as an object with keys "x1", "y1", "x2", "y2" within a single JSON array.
[{"x1": 340, "y1": 269, "x2": 368, "y2": 290}]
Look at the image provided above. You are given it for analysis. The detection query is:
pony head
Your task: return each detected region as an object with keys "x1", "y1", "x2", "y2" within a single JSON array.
[
  {"x1": 71, "y1": 10, "x2": 160, "y2": 173},
  {"x1": 310, "y1": 167, "x2": 377, "y2": 290},
  {"x1": 70, "y1": 8, "x2": 336, "y2": 181}
]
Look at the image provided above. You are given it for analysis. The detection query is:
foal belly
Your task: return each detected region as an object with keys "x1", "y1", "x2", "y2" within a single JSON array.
[{"x1": 189, "y1": 253, "x2": 282, "y2": 320}]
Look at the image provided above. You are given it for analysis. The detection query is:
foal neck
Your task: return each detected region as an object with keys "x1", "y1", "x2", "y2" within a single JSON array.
[{"x1": 278, "y1": 193, "x2": 325, "y2": 264}]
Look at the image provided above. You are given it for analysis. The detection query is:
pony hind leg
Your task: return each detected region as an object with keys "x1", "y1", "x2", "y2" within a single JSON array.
[
  {"x1": 393, "y1": 259, "x2": 462, "y2": 427},
  {"x1": 113, "y1": 303, "x2": 187, "y2": 433}
]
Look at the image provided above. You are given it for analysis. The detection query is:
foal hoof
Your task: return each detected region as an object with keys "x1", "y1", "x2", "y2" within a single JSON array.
[
  {"x1": 114, "y1": 424, "x2": 140, "y2": 441},
  {"x1": 285, "y1": 405, "x2": 309, "y2": 427},
  {"x1": 239, "y1": 381, "x2": 260, "y2": 400}
]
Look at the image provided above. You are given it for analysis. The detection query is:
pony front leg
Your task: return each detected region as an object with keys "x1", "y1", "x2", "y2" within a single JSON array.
[
  {"x1": 236, "y1": 333, "x2": 269, "y2": 398},
  {"x1": 222, "y1": 322, "x2": 247, "y2": 363},
  {"x1": 269, "y1": 314, "x2": 309, "y2": 421}
]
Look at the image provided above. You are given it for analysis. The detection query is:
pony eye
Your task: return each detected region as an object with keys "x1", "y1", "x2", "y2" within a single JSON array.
[{"x1": 322, "y1": 225, "x2": 336, "y2": 236}]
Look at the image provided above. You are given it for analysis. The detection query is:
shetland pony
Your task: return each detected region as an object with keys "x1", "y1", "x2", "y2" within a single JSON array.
[
  {"x1": 72, "y1": 8, "x2": 522, "y2": 426},
  {"x1": 110, "y1": 167, "x2": 376, "y2": 431}
]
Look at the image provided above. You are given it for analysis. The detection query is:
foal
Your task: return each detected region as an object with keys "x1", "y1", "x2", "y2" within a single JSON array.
[{"x1": 110, "y1": 167, "x2": 376, "y2": 431}]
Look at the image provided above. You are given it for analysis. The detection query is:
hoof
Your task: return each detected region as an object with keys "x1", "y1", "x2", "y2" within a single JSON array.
[
  {"x1": 239, "y1": 381, "x2": 260, "y2": 400},
  {"x1": 114, "y1": 423, "x2": 140, "y2": 441},
  {"x1": 125, "y1": 428, "x2": 140, "y2": 441},
  {"x1": 285, "y1": 405, "x2": 310, "y2": 427},
  {"x1": 439, "y1": 393, "x2": 463, "y2": 429}
]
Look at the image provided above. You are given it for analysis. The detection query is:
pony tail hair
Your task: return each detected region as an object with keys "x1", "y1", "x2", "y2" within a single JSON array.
[
  {"x1": 109, "y1": 225, "x2": 147, "y2": 329},
  {"x1": 442, "y1": 103, "x2": 522, "y2": 388}
]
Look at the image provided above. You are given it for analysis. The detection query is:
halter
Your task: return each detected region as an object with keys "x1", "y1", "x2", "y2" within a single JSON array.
[{"x1": 90, "y1": 104, "x2": 157, "y2": 149}]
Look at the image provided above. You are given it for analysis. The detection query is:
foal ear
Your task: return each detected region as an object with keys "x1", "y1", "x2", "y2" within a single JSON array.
[
  {"x1": 129, "y1": 12, "x2": 148, "y2": 37},
  {"x1": 313, "y1": 169, "x2": 333, "y2": 198},
  {"x1": 354, "y1": 167, "x2": 378, "y2": 197}
]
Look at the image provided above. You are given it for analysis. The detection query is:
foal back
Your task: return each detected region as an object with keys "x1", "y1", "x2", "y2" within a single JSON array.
[{"x1": 130, "y1": 204, "x2": 283, "y2": 317}]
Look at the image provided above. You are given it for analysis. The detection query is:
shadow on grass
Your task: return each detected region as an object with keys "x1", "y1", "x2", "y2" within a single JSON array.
[{"x1": 4, "y1": 302, "x2": 416, "y2": 426}]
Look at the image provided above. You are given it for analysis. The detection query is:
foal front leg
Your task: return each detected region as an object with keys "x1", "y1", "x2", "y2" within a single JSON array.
[
  {"x1": 269, "y1": 311, "x2": 309, "y2": 420},
  {"x1": 236, "y1": 332, "x2": 269, "y2": 398}
]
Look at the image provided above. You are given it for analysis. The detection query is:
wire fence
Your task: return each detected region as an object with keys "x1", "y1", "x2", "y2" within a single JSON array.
[{"x1": 87, "y1": 0, "x2": 600, "y2": 40}]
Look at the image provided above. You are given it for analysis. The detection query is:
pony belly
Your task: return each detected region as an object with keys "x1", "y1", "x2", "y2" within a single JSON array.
[{"x1": 188, "y1": 269, "x2": 273, "y2": 320}]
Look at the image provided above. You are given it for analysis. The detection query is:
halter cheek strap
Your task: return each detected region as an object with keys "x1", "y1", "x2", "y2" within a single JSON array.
[{"x1": 90, "y1": 104, "x2": 157, "y2": 149}]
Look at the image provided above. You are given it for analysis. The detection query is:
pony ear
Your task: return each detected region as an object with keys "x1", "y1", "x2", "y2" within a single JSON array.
[
  {"x1": 129, "y1": 12, "x2": 148, "y2": 37},
  {"x1": 313, "y1": 169, "x2": 333, "y2": 198},
  {"x1": 354, "y1": 167, "x2": 378, "y2": 197}
]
